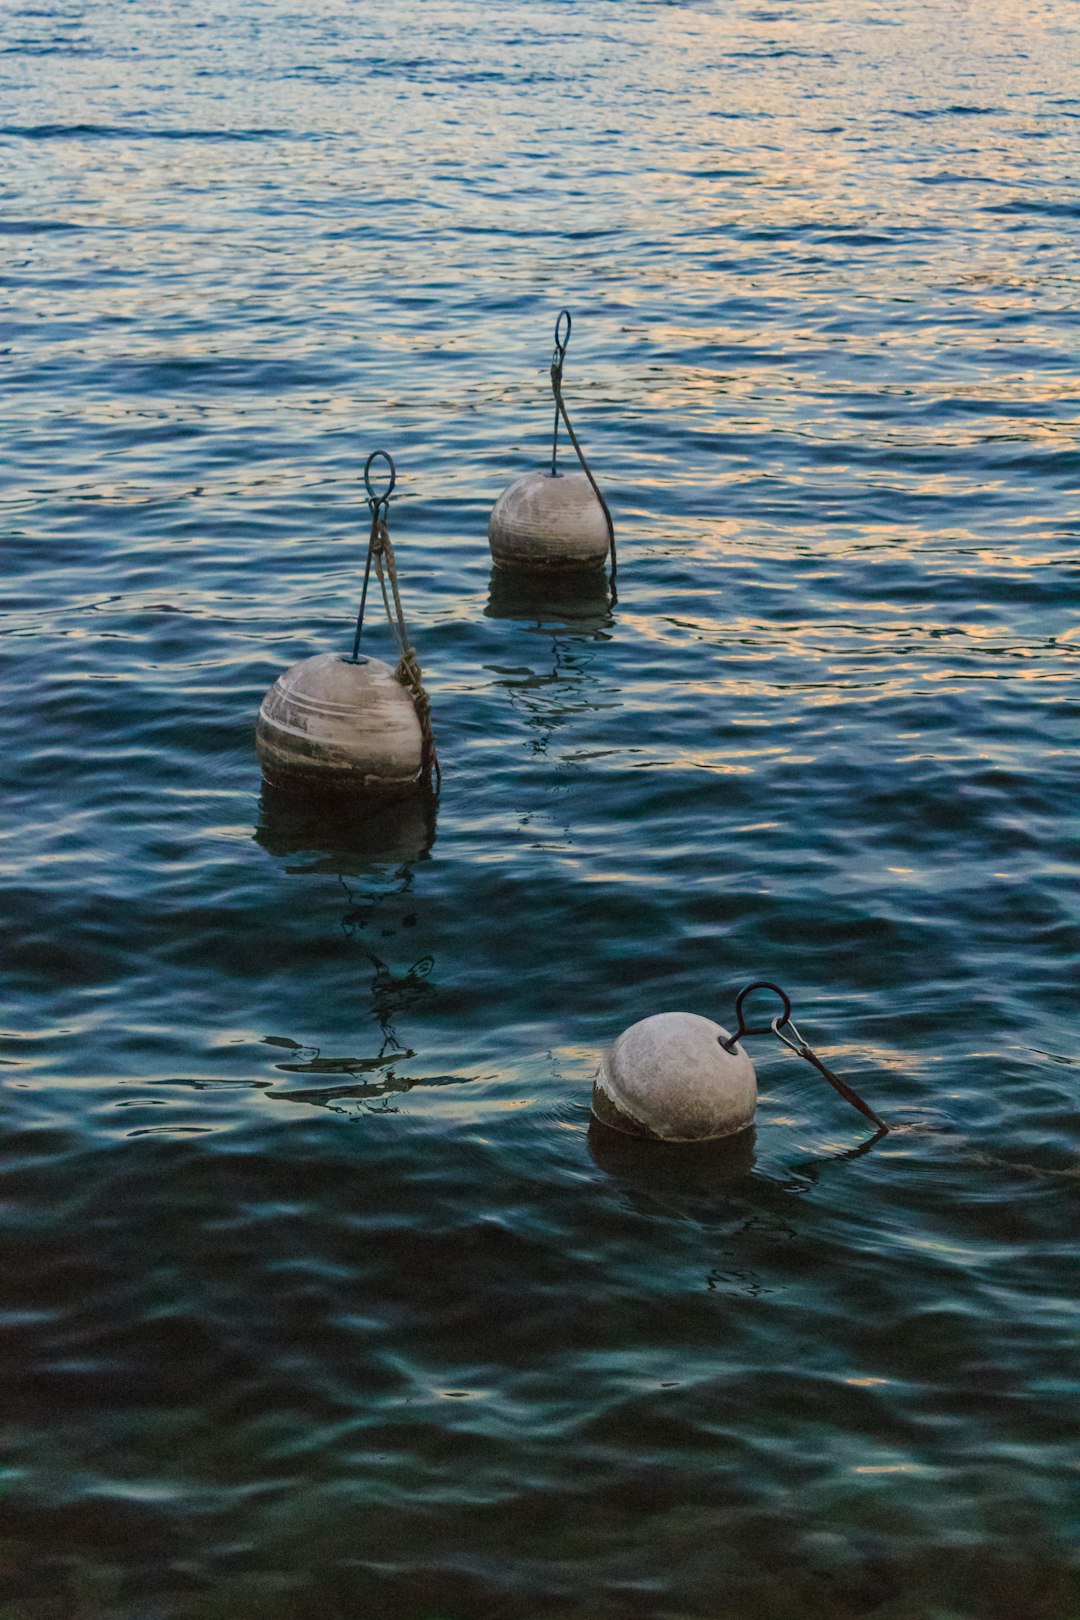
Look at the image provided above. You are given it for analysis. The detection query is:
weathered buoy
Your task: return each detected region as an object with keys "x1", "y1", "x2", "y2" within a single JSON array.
[
  {"x1": 488, "y1": 310, "x2": 616, "y2": 577},
  {"x1": 489, "y1": 469, "x2": 609, "y2": 572},
  {"x1": 255, "y1": 450, "x2": 439, "y2": 797},
  {"x1": 256, "y1": 651, "x2": 423, "y2": 794},
  {"x1": 592, "y1": 982, "x2": 890, "y2": 1145},
  {"x1": 593, "y1": 1011, "x2": 756, "y2": 1143}
]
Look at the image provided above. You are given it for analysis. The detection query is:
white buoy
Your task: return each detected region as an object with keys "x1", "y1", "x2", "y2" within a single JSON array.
[
  {"x1": 489, "y1": 469, "x2": 610, "y2": 572},
  {"x1": 488, "y1": 309, "x2": 615, "y2": 576},
  {"x1": 592, "y1": 1012, "x2": 757, "y2": 1143},
  {"x1": 256, "y1": 652, "x2": 424, "y2": 794},
  {"x1": 593, "y1": 982, "x2": 891, "y2": 1144},
  {"x1": 256, "y1": 449, "x2": 439, "y2": 797}
]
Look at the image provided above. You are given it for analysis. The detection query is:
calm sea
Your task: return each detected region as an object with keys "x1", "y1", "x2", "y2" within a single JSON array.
[{"x1": 2, "y1": 0, "x2": 1077, "y2": 1614}]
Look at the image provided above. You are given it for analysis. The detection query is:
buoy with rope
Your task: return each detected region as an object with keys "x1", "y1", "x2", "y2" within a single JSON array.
[
  {"x1": 592, "y1": 981, "x2": 889, "y2": 1145},
  {"x1": 256, "y1": 452, "x2": 440, "y2": 797},
  {"x1": 489, "y1": 310, "x2": 617, "y2": 579}
]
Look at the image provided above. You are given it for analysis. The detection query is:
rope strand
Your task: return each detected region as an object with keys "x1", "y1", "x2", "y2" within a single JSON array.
[{"x1": 370, "y1": 516, "x2": 441, "y2": 792}]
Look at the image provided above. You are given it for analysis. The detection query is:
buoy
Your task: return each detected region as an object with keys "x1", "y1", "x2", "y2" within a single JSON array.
[
  {"x1": 593, "y1": 1011, "x2": 756, "y2": 1143},
  {"x1": 592, "y1": 982, "x2": 890, "y2": 1144},
  {"x1": 488, "y1": 310, "x2": 616, "y2": 577},
  {"x1": 257, "y1": 651, "x2": 424, "y2": 794},
  {"x1": 489, "y1": 469, "x2": 610, "y2": 572},
  {"x1": 256, "y1": 451, "x2": 439, "y2": 797}
]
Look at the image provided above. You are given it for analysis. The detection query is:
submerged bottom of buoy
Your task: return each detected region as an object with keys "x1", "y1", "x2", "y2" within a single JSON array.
[
  {"x1": 588, "y1": 1117, "x2": 756, "y2": 1192},
  {"x1": 256, "y1": 652, "x2": 424, "y2": 795},
  {"x1": 256, "y1": 778, "x2": 437, "y2": 865},
  {"x1": 592, "y1": 1011, "x2": 757, "y2": 1144},
  {"x1": 485, "y1": 565, "x2": 613, "y2": 626}
]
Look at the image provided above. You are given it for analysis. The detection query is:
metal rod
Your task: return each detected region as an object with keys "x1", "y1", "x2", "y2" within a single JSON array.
[
  {"x1": 771, "y1": 1016, "x2": 890, "y2": 1133},
  {"x1": 349, "y1": 507, "x2": 380, "y2": 662}
]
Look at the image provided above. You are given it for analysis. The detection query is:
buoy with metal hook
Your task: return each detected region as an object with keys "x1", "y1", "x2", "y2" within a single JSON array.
[
  {"x1": 592, "y1": 981, "x2": 889, "y2": 1144},
  {"x1": 489, "y1": 310, "x2": 616, "y2": 577},
  {"x1": 256, "y1": 452, "x2": 440, "y2": 796}
]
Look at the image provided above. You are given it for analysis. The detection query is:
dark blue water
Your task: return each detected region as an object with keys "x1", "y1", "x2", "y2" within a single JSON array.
[{"x1": 2, "y1": 1, "x2": 1078, "y2": 1614}]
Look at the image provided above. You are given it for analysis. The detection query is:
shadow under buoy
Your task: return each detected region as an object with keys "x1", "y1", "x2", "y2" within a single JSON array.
[
  {"x1": 588, "y1": 1119, "x2": 756, "y2": 1213},
  {"x1": 485, "y1": 565, "x2": 615, "y2": 631},
  {"x1": 255, "y1": 779, "x2": 438, "y2": 870}
]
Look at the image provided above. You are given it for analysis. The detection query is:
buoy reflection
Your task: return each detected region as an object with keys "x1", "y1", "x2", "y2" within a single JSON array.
[
  {"x1": 485, "y1": 565, "x2": 614, "y2": 630},
  {"x1": 255, "y1": 779, "x2": 437, "y2": 870},
  {"x1": 588, "y1": 1119, "x2": 756, "y2": 1215}
]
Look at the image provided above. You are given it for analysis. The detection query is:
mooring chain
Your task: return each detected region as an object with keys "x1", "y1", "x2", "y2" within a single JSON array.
[
  {"x1": 722, "y1": 980, "x2": 889, "y2": 1133},
  {"x1": 349, "y1": 451, "x2": 440, "y2": 792},
  {"x1": 550, "y1": 309, "x2": 618, "y2": 585}
]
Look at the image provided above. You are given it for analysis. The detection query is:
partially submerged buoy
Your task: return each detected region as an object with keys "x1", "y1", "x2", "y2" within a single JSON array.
[
  {"x1": 489, "y1": 468, "x2": 609, "y2": 572},
  {"x1": 256, "y1": 451, "x2": 439, "y2": 797},
  {"x1": 593, "y1": 1011, "x2": 756, "y2": 1143},
  {"x1": 588, "y1": 1114, "x2": 756, "y2": 1198},
  {"x1": 489, "y1": 310, "x2": 616, "y2": 577},
  {"x1": 592, "y1": 982, "x2": 889, "y2": 1144},
  {"x1": 257, "y1": 651, "x2": 424, "y2": 794}
]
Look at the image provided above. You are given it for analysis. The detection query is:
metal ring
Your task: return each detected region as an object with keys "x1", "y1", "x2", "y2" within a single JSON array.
[
  {"x1": 554, "y1": 308, "x2": 572, "y2": 355},
  {"x1": 734, "y1": 980, "x2": 792, "y2": 1035},
  {"x1": 363, "y1": 449, "x2": 397, "y2": 506},
  {"x1": 721, "y1": 981, "x2": 793, "y2": 1051}
]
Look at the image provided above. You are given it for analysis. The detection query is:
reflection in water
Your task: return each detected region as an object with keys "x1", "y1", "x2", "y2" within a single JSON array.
[
  {"x1": 486, "y1": 568, "x2": 617, "y2": 770},
  {"x1": 787, "y1": 1123, "x2": 890, "y2": 1185},
  {"x1": 493, "y1": 640, "x2": 611, "y2": 761},
  {"x1": 264, "y1": 957, "x2": 435, "y2": 1115},
  {"x1": 485, "y1": 565, "x2": 614, "y2": 630},
  {"x1": 588, "y1": 1119, "x2": 757, "y2": 1217},
  {"x1": 263, "y1": 1038, "x2": 413, "y2": 1116},
  {"x1": 255, "y1": 784, "x2": 440, "y2": 1115},
  {"x1": 255, "y1": 779, "x2": 437, "y2": 871}
]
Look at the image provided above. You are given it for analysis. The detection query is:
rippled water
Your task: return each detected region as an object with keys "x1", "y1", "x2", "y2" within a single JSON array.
[{"x1": 2, "y1": 0, "x2": 1078, "y2": 1614}]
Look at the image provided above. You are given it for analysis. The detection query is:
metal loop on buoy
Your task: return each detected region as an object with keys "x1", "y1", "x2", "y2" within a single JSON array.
[
  {"x1": 720, "y1": 981, "x2": 793, "y2": 1051},
  {"x1": 722, "y1": 981, "x2": 889, "y2": 1133},
  {"x1": 550, "y1": 314, "x2": 568, "y2": 476},
  {"x1": 364, "y1": 449, "x2": 397, "y2": 512},
  {"x1": 553, "y1": 308, "x2": 572, "y2": 368},
  {"x1": 545, "y1": 309, "x2": 617, "y2": 586},
  {"x1": 351, "y1": 451, "x2": 399, "y2": 664}
]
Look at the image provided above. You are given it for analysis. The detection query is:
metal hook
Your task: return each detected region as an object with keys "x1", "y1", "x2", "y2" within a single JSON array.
[
  {"x1": 720, "y1": 981, "x2": 793, "y2": 1052},
  {"x1": 550, "y1": 310, "x2": 573, "y2": 476},
  {"x1": 348, "y1": 450, "x2": 397, "y2": 664},
  {"x1": 553, "y1": 308, "x2": 572, "y2": 362},
  {"x1": 363, "y1": 449, "x2": 396, "y2": 510},
  {"x1": 770, "y1": 1014, "x2": 811, "y2": 1059}
]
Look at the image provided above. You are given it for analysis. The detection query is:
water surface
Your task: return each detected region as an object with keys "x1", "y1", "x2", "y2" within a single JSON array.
[{"x1": 2, "y1": 0, "x2": 1078, "y2": 1614}]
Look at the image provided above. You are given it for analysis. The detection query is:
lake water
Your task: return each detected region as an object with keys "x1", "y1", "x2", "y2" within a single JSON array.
[{"x1": 2, "y1": 0, "x2": 1078, "y2": 1614}]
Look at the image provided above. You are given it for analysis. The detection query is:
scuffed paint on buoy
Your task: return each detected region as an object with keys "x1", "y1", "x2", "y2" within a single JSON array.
[
  {"x1": 489, "y1": 469, "x2": 610, "y2": 572},
  {"x1": 592, "y1": 1011, "x2": 757, "y2": 1144},
  {"x1": 256, "y1": 651, "x2": 424, "y2": 795}
]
